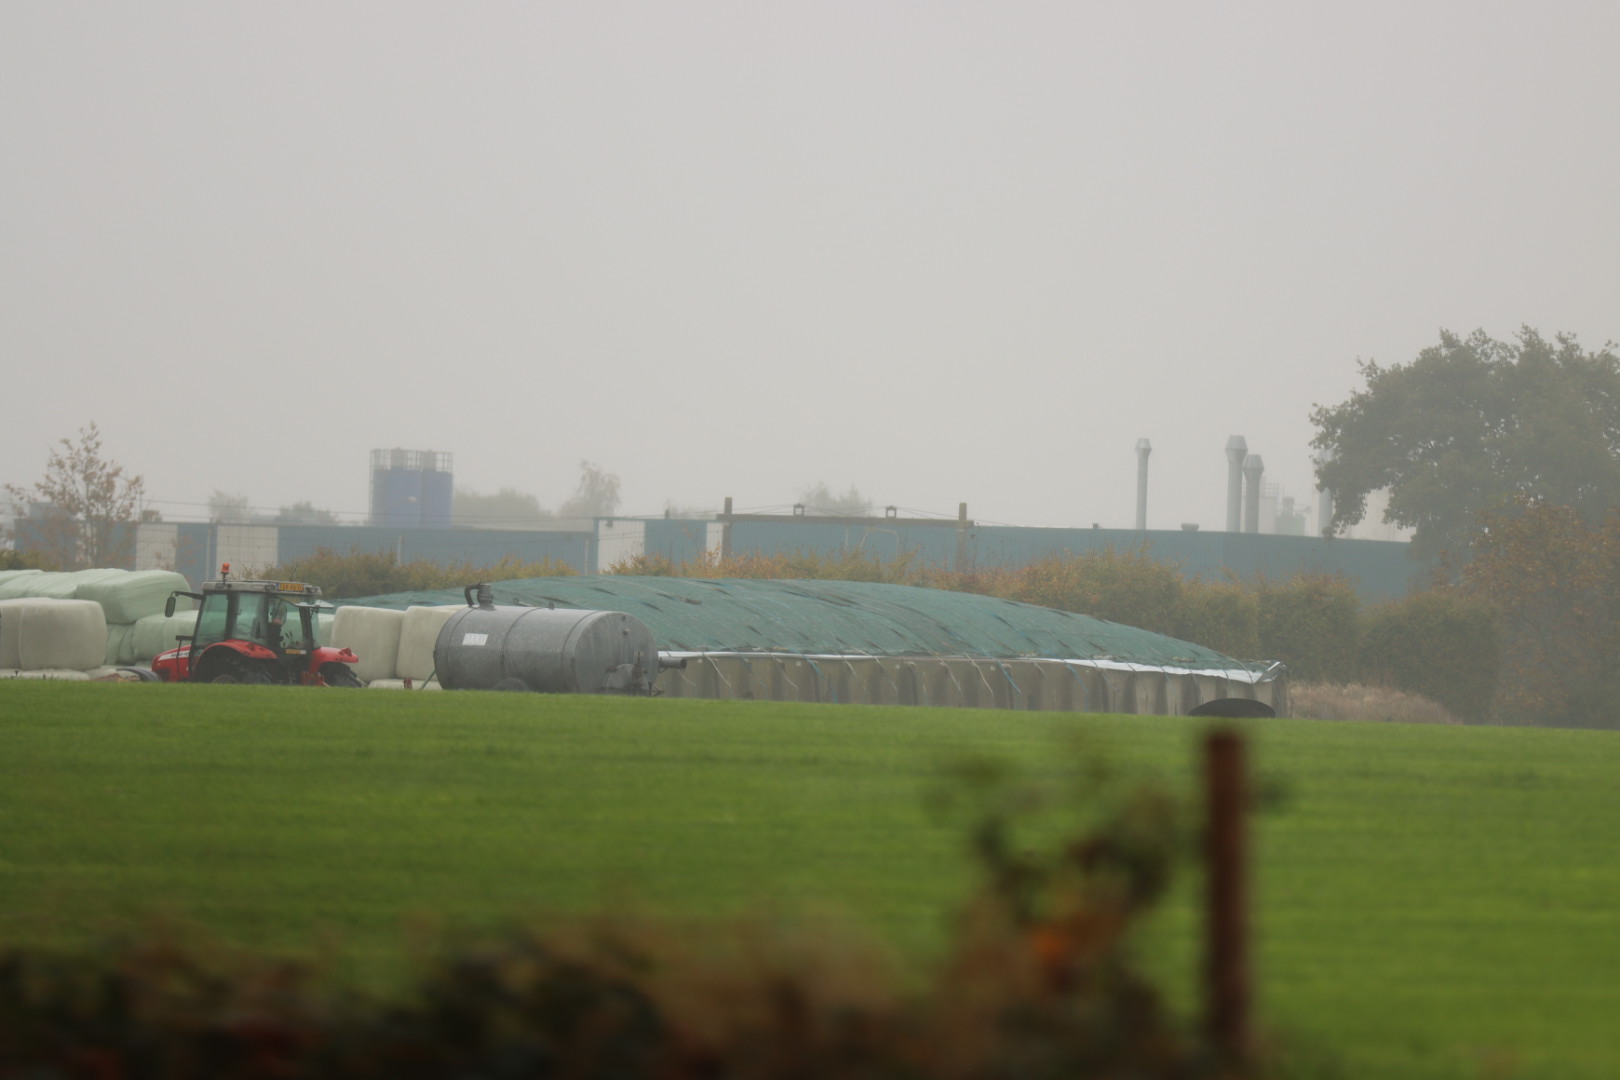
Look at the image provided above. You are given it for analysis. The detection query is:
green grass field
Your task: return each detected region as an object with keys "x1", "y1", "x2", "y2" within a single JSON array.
[{"x1": 2, "y1": 680, "x2": 1617, "y2": 1078}]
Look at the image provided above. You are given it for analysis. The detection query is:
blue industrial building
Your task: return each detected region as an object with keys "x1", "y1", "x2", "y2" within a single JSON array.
[{"x1": 37, "y1": 511, "x2": 1423, "y2": 602}]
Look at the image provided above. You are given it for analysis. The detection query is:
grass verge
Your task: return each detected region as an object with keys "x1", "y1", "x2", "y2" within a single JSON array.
[{"x1": 2, "y1": 680, "x2": 1617, "y2": 1077}]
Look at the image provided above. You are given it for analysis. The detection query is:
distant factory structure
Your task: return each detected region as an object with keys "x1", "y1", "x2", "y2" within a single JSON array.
[
  {"x1": 12, "y1": 439, "x2": 1422, "y2": 601},
  {"x1": 369, "y1": 448, "x2": 453, "y2": 528},
  {"x1": 1127, "y1": 434, "x2": 1409, "y2": 542}
]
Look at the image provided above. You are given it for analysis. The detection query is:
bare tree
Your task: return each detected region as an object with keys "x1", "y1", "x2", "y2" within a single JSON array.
[
  {"x1": 453, "y1": 486, "x2": 553, "y2": 528},
  {"x1": 558, "y1": 461, "x2": 622, "y2": 518},
  {"x1": 4, "y1": 422, "x2": 146, "y2": 569},
  {"x1": 208, "y1": 490, "x2": 253, "y2": 524},
  {"x1": 275, "y1": 501, "x2": 338, "y2": 525},
  {"x1": 799, "y1": 482, "x2": 872, "y2": 516}
]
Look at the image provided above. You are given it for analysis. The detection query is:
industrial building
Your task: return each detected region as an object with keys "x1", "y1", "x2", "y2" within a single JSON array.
[{"x1": 15, "y1": 439, "x2": 1429, "y2": 603}]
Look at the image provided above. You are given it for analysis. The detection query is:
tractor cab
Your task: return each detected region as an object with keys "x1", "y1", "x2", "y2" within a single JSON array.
[
  {"x1": 151, "y1": 564, "x2": 361, "y2": 686},
  {"x1": 191, "y1": 587, "x2": 308, "y2": 655}
]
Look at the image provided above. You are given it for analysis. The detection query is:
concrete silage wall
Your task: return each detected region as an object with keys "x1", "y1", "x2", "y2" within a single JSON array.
[{"x1": 656, "y1": 653, "x2": 1284, "y2": 717}]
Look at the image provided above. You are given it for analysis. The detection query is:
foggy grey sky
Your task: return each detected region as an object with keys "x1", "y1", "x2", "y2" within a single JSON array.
[{"x1": 4, "y1": 2, "x2": 1617, "y2": 531}]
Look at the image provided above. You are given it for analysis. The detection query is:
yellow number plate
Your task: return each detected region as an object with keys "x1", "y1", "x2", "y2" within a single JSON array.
[{"x1": 276, "y1": 582, "x2": 307, "y2": 593}]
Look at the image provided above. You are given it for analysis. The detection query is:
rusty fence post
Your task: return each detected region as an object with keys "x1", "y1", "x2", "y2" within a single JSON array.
[{"x1": 1204, "y1": 727, "x2": 1252, "y2": 1064}]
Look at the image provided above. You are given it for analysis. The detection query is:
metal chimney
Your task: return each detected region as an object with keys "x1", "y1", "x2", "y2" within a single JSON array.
[
  {"x1": 1224, "y1": 437, "x2": 1248, "y2": 533},
  {"x1": 1135, "y1": 438, "x2": 1152, "y2": 531},
  {"x1": 1242, "y1": 454, "x2": 1265, "y2": 534},
  {"x1": 1315, "y1": 448, "x2": 1335, "y2": 537}
]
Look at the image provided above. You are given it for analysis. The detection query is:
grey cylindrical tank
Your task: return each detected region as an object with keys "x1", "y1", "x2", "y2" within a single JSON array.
[{"x1": 434, "y1": 603, "x2": 659, "y2": 694}]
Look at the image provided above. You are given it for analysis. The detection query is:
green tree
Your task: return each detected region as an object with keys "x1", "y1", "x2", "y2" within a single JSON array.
[
  {"x1": 1311, "y1": 327, "x2": 1620, "y2": 560},
  {"x1": 0, "y1": 548, "x2": 59, "y2": 572},
  {"x1": 1358, "y1": 587, "x2": 1500, "y2": 722},
  {"x1": 1256, "y1": 573, "x2": 1361, "y2": 683},
  {"x1": 1176, "y1": 577, "x2": 1260, "y2": 659},
  {"x1": 1463, "y1": 500, "x2": 1620, "y2": 728},
  {"x1": 1001, "y1": 548, "x2": 1185, "y2": 637},
  {"x1": 249, "y1": 546, "x2": 576, "y2": 598},
  {"x1": 3, "y1": 422, "x2": 146, "y2": 569}
]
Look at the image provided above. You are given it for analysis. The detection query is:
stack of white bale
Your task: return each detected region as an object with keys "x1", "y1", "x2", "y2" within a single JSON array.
[
  {"x1": 0, "y1": 568, "x2": 193, "y2": 676},
  {"x1": 0, "y1": 597, "x2": 109, "y2": 679},
  {"x1": 0, "y1": 569, "x2": 47, "y2": 599},
  {"x1": 77, "y1": 570, "x2": 196, "y2": 664},
  {"x1": 131, "y1": 610, "x2": 201, "y2": 662},
  {"x1": 331, "y1": 606, "x2": 405, "y2": 686},
  {"x1": 367, "y1": 605, "x2": 457, "y2": 689}
]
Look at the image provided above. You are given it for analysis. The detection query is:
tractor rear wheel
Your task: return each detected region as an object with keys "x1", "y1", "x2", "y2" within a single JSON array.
[
  {"x1": 320, "y1": 663, "x2": 362, "y2": 688},
  {"x1": 206, "y1": 656, "x2": 272, "y2": 684}
]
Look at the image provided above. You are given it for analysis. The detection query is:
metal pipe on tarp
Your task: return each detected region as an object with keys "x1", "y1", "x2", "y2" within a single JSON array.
[{"x1": 954, "y1": 502, "x2": 969, "y2": 570}]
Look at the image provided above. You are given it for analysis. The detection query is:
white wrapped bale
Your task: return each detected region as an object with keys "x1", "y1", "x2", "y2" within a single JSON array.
[
  {"x1": 0, "y1": 570, "x2": 46, "y2": 595},
  {"x1": 104, "y1": 623, "x2": 139, "y2": 666},
  {"x1": 397, "y1": 605, "x2": 460, "y2": 683},
  {"x1": 0, "y1": 597, "x2": 34, "y2": 668},
  {"x1": 132, "y1": 611, "x2": 197, "y2": 660},
  {"x1": 0, "y1": 571, "x2": 52, "y2": 600},
  {"x1": 16, "y1": 599, "x2": 109, "y2": 671},
  {"x1": 366, "y1": 677, "x2": 443, "y2": 691},
  {"x1": 1, "y1": 598, "x2": 75, "y2": 669},
  {"x1": 77, "y1": 570, "x2": 194, "y2": 624},
  {"x1": 331, "y1": 606, "x2": 403, "y2": 683},
  {"x1": 20, "y1": 568, "x2": 127, "y2": 601}
]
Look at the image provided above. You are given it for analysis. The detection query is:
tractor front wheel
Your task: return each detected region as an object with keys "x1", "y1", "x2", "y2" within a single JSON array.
[{"x1": 320, "y1": 663, "x2": 362, "y2": 688}]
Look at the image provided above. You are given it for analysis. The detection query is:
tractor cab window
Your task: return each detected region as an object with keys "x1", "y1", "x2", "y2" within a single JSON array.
[
  {"x1": 191, "y1": 589, "x2": 313, "y2": 651},
  {"x1": 240, "y1": 594, "x2": 303, "y2": 651},
  {"x1": 268, "y1": 597, "x2": 312, "y2": 650},
  {"x1": 192, "y1": 592, "x2": 233, "y2": 649}
]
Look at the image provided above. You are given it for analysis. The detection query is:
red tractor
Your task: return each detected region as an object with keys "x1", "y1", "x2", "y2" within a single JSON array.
[{"x1": 152, "y1": 564, "x2": 362, "y2": 686}]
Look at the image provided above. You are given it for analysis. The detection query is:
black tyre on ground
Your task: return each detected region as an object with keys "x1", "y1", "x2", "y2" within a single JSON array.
[
  {"x1": 201, "y1": 654, "x2": 272, "y2": 685},
  {"x1": 320, "y1": 663, "x2": 362, "y2": 688}
]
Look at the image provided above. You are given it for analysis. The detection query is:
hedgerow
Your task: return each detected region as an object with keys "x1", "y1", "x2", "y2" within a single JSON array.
[{"x1": 247, "y1": 547, "x2": 576, "y2": 598}]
